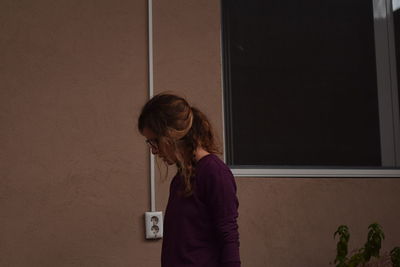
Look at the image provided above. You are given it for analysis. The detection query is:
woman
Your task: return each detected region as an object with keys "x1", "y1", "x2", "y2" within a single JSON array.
[{"x1": 138, "y1": 93, "x2": 241, "y2": 267}]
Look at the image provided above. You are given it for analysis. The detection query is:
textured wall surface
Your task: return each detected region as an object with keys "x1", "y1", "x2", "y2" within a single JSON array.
[
  {"x1": 237, "y1": 178, "x2": 400, "y2": 267},
  {"x1": 0, "y1": 0, "x2": 151, "y2": 266},
  {"x1": 1, "y1": 1, "x2": 400, "y2": 267}
]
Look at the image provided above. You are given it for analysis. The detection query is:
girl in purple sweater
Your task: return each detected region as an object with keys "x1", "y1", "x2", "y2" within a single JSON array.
[{"x1": 138, "y1": 93, "x2": 241, "y2": 267}]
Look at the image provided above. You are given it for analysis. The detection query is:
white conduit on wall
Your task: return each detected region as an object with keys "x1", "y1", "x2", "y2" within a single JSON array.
[{"x1": 148, "y1": 0, "x2": 156, "y2": 212}]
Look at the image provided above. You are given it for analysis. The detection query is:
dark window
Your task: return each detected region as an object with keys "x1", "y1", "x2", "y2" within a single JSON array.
[{"x1": 222, "y1": 0, "x2": 399, "y2": 169}]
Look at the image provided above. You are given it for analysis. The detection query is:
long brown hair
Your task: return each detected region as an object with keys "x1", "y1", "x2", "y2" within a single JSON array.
[{"x1": 138, "y1": 93, "x2": 220, "y2": 196}]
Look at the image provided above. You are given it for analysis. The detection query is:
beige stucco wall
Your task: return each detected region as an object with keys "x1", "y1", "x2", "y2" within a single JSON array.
[{"x1": 1, "y1": 1, "x2": 399, "y2": 266}]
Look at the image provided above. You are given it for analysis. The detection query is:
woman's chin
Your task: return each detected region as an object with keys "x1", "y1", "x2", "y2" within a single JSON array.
[
  {"x1": 165, "y1": 159, "x2": 175, "y2": 165},
  {"x1": 161, "y1": 157, "x2": 174, "y2": 165}
]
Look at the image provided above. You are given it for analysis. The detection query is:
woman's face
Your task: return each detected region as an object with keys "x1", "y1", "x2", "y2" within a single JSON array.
[{"x1": 142, "y1": 127, "x2": 176, "y2": 165}]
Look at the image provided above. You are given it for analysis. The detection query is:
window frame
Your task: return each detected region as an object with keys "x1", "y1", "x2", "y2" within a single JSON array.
[{"x1": 221, "y1": 0, "x2": 400, "y2": 177}]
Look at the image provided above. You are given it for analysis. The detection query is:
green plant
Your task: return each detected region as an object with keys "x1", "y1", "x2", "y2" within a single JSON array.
[
  {"x1": 334, "y1": 225, "x2": 350, "y2": 267},
  {"x1": 364, "y1": 223, "x2": 385, "y2": 261},
  {"x1": 333, "y1": 223, "x2": 398, "y2": 267},
  {"x1": 391, "y1": 247, "x2": 400, "y2": 267}
]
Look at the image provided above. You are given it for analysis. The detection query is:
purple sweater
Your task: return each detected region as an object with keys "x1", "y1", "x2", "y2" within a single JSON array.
[{"x1": 161, "y1": 154, "x2": 241, "y2": 267}]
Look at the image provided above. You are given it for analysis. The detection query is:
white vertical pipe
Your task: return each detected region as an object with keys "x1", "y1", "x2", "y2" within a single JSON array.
[{"x1": 148, "y1": 0, "x2": 156, "y2": 212}]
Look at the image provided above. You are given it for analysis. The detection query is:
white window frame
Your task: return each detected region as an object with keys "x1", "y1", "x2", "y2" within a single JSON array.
[{"x1": 221, "y1": 0, "x2": 400, "y2": 177}]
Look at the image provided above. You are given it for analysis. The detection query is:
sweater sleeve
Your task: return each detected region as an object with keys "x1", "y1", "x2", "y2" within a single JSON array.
[{"x1": 203, "y1": 163, "x2": 241, "y2": 267}]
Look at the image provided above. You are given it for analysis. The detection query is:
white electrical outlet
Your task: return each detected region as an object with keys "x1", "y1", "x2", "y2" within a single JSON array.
[{"x1": 145, "y1": 211, "x2": 163, "y2": 239}]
